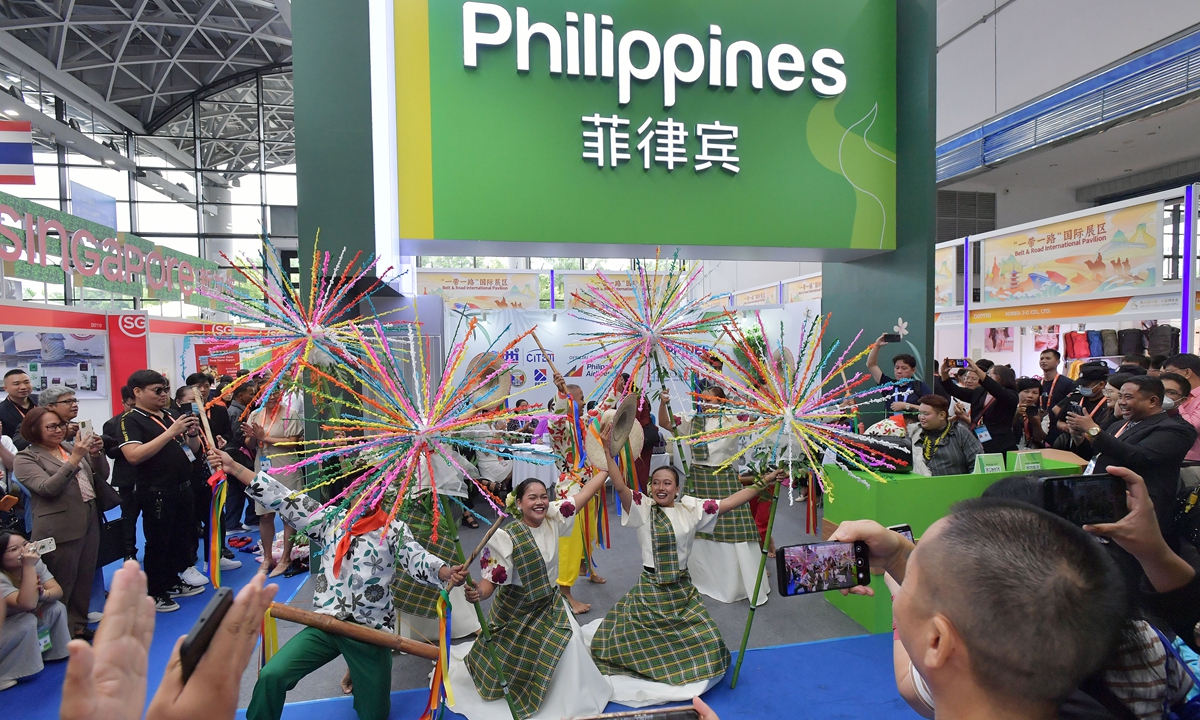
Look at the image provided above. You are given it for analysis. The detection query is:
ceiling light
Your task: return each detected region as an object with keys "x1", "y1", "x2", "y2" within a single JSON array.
[{"x1": 2, "y1": 109, "x2": 16, "y2": 117}]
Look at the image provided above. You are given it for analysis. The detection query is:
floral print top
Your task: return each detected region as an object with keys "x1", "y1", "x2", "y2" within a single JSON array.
[
  {"x1": 621, "y1": 492, "x2": 720, "y2": 571},
  {"x1": 478, "y1": 495, "x2": 579, "y2": 587},
  {"x1": 247, "y1": 471, "x2": 446, "y2": 631}
]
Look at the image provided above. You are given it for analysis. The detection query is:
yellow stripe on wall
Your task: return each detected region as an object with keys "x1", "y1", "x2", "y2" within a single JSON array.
[{"x1": 395, "y1": 0, "x2": 435, "y2": 239}]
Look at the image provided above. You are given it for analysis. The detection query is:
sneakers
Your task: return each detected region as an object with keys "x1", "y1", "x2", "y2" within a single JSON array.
[
  {"x1": 180, "y1": 567, "x2": 210, "y2": 587},
  {"x1": 87, "y1": 611, "x2": 103, "y2": 624},
  {"x1": 221, "y1": 546, "x2": 235, "y2": 560},
  {"x1": 203, "y1": 557, "x2": 243, "y2": 571},
  {"x1": 154, "y1": 596, "x2": 180, "y2": 613},
  {"x1": 168, "y1": 582, "x2": 205, "y2": 598}
]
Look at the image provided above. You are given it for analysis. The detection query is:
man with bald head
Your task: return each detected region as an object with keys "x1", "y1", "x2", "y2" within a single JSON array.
[{"x1": 833, "y1": 499, "x2": 1129, "y2": 720}]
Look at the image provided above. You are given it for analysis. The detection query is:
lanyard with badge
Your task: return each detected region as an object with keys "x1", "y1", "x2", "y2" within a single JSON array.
[
  {"x1": 142, "y1": 410, "x2": 196, "y2": 462},
  {"x1": 972, "y1": 396, "x2": 995, "y2": 444},
  {"x1": 1040, "y1": 375, "x2": 1060, "y2": 412}
]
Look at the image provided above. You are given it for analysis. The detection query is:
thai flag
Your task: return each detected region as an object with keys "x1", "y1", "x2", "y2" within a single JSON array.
[{"x1": 0, "y1": 120, "x2": 34, "y2": 185}]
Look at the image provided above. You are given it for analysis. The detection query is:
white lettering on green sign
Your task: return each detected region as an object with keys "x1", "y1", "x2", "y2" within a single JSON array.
[{"x1": 462, "y1": 3, "x2": 847, "y2": 107}]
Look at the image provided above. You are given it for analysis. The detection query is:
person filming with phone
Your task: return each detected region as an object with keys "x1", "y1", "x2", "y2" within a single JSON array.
[
  {"x1": 866, "y1": 334, "x2": 931, "y2": 415},
  {"x1": 937, "y1": 358, "x2": 1020, "y2": 455},
  {"x1": 1066, "y1": 375, "x2": 1195, "y2": 547},
  {"x1": 13, "y1": 405, "x2": 112, "y2": 640},
  {"x1": 1013, "y1": 378, "x2": 1048, "y2": 450},
  {"x1": 0, "y1": 530, "x2": 69, "y2": 690}
]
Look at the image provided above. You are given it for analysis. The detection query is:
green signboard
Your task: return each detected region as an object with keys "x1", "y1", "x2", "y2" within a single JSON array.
[{"x1": 394, "y1": 0, "x2": 896, "y2": 258}]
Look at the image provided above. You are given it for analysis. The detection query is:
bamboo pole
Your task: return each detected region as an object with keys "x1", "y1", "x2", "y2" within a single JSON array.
[
  {"x1": 439, "y1": 499, "x2": 521, "y2": 720},
  {"x1": 269, "y1": 603, "x2": 439, "y2": 660},
  {"x1": 651, "y1": 355, "x2": 693, "y2": 489},
  {"x1": 729, "y1": 486, "x2": 780, "y2": 689}
]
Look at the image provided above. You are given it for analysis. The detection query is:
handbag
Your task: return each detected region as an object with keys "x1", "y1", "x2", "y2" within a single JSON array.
[{"x1": 95, "y1": 516, "x2": 126, "y2": 567}]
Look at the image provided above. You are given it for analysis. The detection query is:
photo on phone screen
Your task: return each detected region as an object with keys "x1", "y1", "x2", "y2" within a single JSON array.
[
  {"x1": 1041, "y1": 474, "x2": 1128, "y2": 526},
  {"x1": 951, "y1": 359, "x2": 971, "y2": 368},
  {"x1": 887, "y1": 523, "x2": 914, "y2": 543},
  {"x1": 180, "y1": 587, "x2": 233, "y2": 683},
  {"x1": 777, "y1": 541, "x2": 870, "y2": 597}
]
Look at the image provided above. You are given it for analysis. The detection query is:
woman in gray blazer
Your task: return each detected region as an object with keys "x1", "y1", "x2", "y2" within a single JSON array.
[{"x1": 14, "y1": 406, "x2": 114, "y2": 639}]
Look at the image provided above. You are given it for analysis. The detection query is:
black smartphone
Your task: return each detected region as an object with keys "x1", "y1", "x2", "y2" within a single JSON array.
[
  {"x1": 777, "y1": 540, "x2": 870, "y2": 596},
  {"x1": 887, "y1": 523, "x2": 915, "y2": 543},
  {"x1": 949, "y1": 359, "x2": 971, "y2": 368},
  {"x1": 1068, "y1": 402, "x2": 1086, "y2": 417},
  {"x1": 881, "y1": 333, "x2": 902, "y2": 343},
  {"x1": 1041, "y1": 474, "x2": 1128, "y2": 526},
  {"x1": 180, "y1": 587, "x2": 233, "y2": 683},
  {"x1": 574, "y1": 708, "x2": 698, "y2": 720}
]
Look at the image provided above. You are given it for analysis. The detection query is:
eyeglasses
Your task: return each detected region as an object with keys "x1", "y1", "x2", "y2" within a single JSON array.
[
  {"x1": 42, "y1": 422, "x2": 67, "y2": 432},
  {"x1": 50, "y1": 398, "x2": 78, "y2": 405},
  {"x1": 3, "y1": 544, "x2": 23, "y2": 555}
]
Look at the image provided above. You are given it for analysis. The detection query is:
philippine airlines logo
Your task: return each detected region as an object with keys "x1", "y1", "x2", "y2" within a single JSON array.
[{"x1": 118, "y1": 315, "x2": 147, "y2": 338}]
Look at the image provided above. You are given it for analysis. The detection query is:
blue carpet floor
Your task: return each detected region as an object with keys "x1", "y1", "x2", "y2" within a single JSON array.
[
  {"x1": 10, "y1": 522, "x2": 309, "y2": 720},
  {"x1": 243, "y1": 633, "x2": 921, "y2": 720}
]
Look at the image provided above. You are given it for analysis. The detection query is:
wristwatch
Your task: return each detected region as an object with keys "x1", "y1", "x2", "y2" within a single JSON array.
[{"x1": 1087, "y1": 426, "x2": 1101, "y2": 437}]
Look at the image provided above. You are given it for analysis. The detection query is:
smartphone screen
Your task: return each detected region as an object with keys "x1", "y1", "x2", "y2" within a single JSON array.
[
  {"x1": 1041, "y1": 474, "x2": 1128, "y2": 526},
  {"x1": 887, "y1": 523, "x2": 914, "y2": 543},
  {"x1": 180, "y1": 587, "x2": 233, "y2": 683},
  {"x1": 777, "y1": 541, "x2": 870, "y2": 596}
]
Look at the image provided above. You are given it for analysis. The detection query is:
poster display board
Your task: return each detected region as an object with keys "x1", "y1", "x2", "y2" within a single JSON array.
[
  {"x1": 416, "y1": 271, "x2": 539, "y2": 309},
  {"x1": 785, "y1": 275, "x2": 822, "y2": 303},
  {"x1": 388, "y1": 0, "x2": 897, "y2": 257},
  {"x1": 0, "y1": 329, "x2": 107, "y2": 398},
  {"x1": 561, "y1": 272, "x2": 635, "y2": 310},
  {"x1": 934, "y1": 245, "x2": 956, "y2": 310},
  {"x1": 734, "y1": 285, "x2": 779, "y2": 307},
  {"x1": 980, "y1": 200, "x2": 1162, "y2": 305}
]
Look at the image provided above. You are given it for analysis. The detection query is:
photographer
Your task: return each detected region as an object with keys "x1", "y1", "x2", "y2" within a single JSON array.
[
  {"x1": 1049, "y1": 362, "x2": 1112, "y2": 453},
  {"x1": 866, "y1": 334, "x2": 931, "y2": 414},
  {"x1": 1066, "y1": 376, "x2": 1196, "y2": 545},
  {"x1": 118, "y1": 371, "x2": 204, "y2": 612},
  {"x1": 937, "y1": 358, "x2": 1020, "y2": 454},
  {"x1": 1013, "y1": 378, "x2": 1047, "y2": 450},
  {"x1": 831, "y1": 501, "x2": 1128, "y2": 720}
]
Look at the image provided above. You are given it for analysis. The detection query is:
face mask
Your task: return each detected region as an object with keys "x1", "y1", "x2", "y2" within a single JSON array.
[
  {"x1": 1078, "y1": 387, "x2": 1094, "y2": 397},
  {"x1": 1164, "y1": 397, "x2": 1177, "y2": 411}
]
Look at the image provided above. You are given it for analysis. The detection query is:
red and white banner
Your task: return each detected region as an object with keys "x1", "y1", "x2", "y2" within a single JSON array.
[{"x1": 106, "y1": 312, "x2": 149, "y2": 415}]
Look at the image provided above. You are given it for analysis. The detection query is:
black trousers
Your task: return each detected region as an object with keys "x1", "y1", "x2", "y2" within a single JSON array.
[
  {"x1": 191, "y1": 474, "x2": 212, "y2": 564},
  {"x1": 117, "y1": 484, "x2": 140, "y2": 559},
  {"x1": 222, "y1": 448, "x2": 257, "y2": 529},
  {"x1": 138, "y1": 482, "x2": 194, "y2": 598}
]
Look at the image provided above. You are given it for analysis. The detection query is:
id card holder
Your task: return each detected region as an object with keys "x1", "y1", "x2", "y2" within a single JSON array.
[
  {"x1": 37, "y1": 625, "x2": 51, "y2": 652},
  {"x1": 1084, "y1": 456, "x2": 1098, "y2": 475},
  {"x1": 181, "y1": 444, "x2": 196, "y2": 462},
  {"x1": 973, "y1": 426, "x2": 993, "y2": 444}
]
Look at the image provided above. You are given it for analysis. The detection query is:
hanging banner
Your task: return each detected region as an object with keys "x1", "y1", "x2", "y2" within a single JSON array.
[
  {"x1": 562, "y1": 272, "x2": 636, "y2": 310},
  {"x1": 934, "y1": 245, "x2": 956, "y2": 310},
  {"x1": 416, "y1": 271, "x2": 539, "y2": 309},
  {"x1": 734, "y1": 285, "x2": 778, "y2": 307},
  {"x1": 980, "y1": 200, "x2": 1162, "y2": 305},
  {"x1": 784, "y1": 275, "x2": 822, "y2": 303}
]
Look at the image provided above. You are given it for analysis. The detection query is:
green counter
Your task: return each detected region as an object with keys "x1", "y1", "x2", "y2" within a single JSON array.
[{"x1": 821, "y1": 457, "x2": 1082, "y2": 633}]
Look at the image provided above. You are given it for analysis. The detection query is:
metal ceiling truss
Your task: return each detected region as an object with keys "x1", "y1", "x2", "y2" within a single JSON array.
[{"x1": 0, "y1": 0, "x2": 292, "y2": 127}]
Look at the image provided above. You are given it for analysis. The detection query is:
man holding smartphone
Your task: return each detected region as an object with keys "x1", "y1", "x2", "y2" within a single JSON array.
[
  {"x1": 866, "y1": 334, "x2": 931, "y2": 414},
  {"x1": 118, "y1": 370, "x2": 205, "y2": 612}
]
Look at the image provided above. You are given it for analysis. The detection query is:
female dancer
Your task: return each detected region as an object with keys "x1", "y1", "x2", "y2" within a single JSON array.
[
  {"x1": 587, "y1": 434, "x2": 778, "y2": 706},
  {"x1": 661, "y1": 388, "x2": 767, "y2": 605},
  {"x1": 448, "y1": 467, "x2": 613, "y2": 720}
]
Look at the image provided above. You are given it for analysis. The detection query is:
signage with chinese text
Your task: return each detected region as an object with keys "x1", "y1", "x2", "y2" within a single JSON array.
[
  {"x1": 417, "y1": 270, "x2": 539, "y2": 309},
  {"x1": 785, "y1": 275, "x2": 821, "y2": 303},
  {"x1": 392, "y1": 0, "x2": 897, "y2": 255}
]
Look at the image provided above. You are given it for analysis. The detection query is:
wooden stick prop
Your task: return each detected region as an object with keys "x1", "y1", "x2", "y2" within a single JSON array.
[
  {"x1": 729, "y1": 482, "x2": 780, "y2": 689},
  {"x1": 465, "y1": 519, "x2": 505, "y2": 568},
  {"x1": 529, "y1": 329, "x2": 561, "y2": 379},
  {"x1": 189, "y1": 389, "x2": 218, "y2": 453},
  {"x1": 269, "y1": 603, "x2": 440, "y2": 660},
  {"x1": 440, "y1": 499, "x2": 521, "y2": 720}
]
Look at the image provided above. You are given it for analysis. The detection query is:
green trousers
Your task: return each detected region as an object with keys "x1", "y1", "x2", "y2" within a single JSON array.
[{"x1": 247, "y1": 626, "x2": 392, "y2": 720}]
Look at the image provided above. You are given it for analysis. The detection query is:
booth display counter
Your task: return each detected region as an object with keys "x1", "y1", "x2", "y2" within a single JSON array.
[{"x1": 821, "y1": 452, "x2": 1086, "y2": 633}]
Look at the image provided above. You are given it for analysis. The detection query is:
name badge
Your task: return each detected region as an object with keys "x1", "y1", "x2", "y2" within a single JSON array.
[
  {"x1": 37, "y1": 626, "x2": 51, "y2": 652},
  {"x1": 182, "y1": 444, "x2": 196, "y2": 462},
  {"x1": 973, "y1": 426, "x2": 993, "y2": 444}
]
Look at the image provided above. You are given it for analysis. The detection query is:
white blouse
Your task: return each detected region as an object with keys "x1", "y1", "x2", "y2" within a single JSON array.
[
  {"x1": 682, "y1": 413, "x2": 747, "y2": 467},
  {"x1": 479, "y1": 496, "x2": 579, "y2": 586},
  {"x1": 622, "y1": 494, "x2": 720, "y2": 571}
]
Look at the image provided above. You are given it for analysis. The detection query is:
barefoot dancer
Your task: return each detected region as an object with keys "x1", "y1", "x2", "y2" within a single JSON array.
[
  {"x1": 448, "y1": 470, "x2": 613, "y2": 720},
  {"x1": 586, "y1": 433, "x2": 777, "y2": 705}
]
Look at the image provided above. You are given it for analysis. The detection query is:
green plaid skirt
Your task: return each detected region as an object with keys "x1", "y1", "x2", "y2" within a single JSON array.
[
  {"x1": 591, "y1": 569, "x2": 730, "y2": 685},
  {"x1": 464, "y1": 579, "x2": 572, "y2": 718},
  {"x1": 391, "y1": 496, "x2": 458, "y2": 618},
  {"x1": 690, "y1": 464, "x2": 760, "y2": 544}
]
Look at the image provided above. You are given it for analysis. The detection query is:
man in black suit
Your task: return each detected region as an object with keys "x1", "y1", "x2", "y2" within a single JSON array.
[
  {"x1": 0, "y1": 368, "x2": 38, "y2": 448},
  {"x1": 1066, "y1": 374, "x2": 1197, "y2": 545},
  {"x1": 103, "y1": 386, "x2": 139, "y2": 559}
]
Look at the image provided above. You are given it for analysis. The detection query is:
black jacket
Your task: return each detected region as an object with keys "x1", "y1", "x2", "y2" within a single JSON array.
[
  {"x1": 1090, "y1": 412, "x2": 1197, "y2": 541},
  {"x1": 939, "y1": 376, "x2": 1020, "y2": 454},
  {"x1": 0, "y1": 395, "x2": 37, "y2": 449},
  {"x1": 102, "y1": 412, "x2": 137, "y2": 489}
]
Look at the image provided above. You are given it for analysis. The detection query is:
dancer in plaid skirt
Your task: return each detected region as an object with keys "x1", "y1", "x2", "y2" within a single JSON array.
[
  {"x1": 661, "y1": 388, "x2": 769, "y2": 606},
  {"x1": 447, "y1": 469, "x2": 613, "y2": 720},
  {"x1": 586, "y1": 432, "x2": 778, "y2": 706}
]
